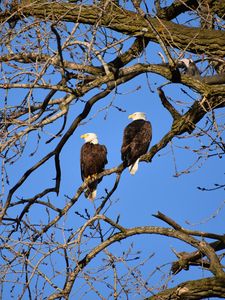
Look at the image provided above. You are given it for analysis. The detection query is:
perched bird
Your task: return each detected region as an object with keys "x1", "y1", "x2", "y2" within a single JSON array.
[
  {"x1": 80, "y1": 133, "x2": 108, "y2": 200},
  {"x1": 177, "y1": 58, "x2": 200, "y2": 76},
  {"x1": 121, "y1": 112, "x2": 152, "y2": 175}
]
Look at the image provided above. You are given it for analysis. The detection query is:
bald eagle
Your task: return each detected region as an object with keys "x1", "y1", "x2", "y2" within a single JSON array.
[
  {"x1": 80, "y1": 133, "x2": 108, "y2": 200},
  {"x1": 121, "y1": 112, "x2": 152, "y2": 175}
]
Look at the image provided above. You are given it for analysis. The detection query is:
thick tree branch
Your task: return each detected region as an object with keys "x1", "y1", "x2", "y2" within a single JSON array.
[
  {"x1": 171, "y1": 238, "x2": 225, "y2": 275},
  {"x1": 3, "y1": 2, "x2": 224, "y2": 56},
  {"x1": 145, "y1": 277, "x2": 225, "y2": 300},
  {"x1": 155, "y1": 0, "x2": 199, "y2": 20}
]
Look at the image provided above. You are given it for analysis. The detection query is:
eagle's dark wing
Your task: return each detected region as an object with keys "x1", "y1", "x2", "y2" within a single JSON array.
[
  {"x1": 80, "y1": 143, "x2": 89, "y2": 181},
  {"x1": 121, "y1": 120, "x2": 142, "y2": 162},
  {"x1": 80, "y1": 142, "x2": 108, "y2": 199},
  {"x1": 121, "y1": 120, "x2": 152, "y2": 166},
  {"x1": 95, "y1": 144, "x2": 108, "y2": 184},
  {"x1": 80, "y1": 143, "x2": 108, "y2": 182}
]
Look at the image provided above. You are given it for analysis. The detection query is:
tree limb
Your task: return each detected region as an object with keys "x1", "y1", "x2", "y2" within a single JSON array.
[
  {"x1": 144, "y1": 277, "x2": 225, "y2": 300},
  {"x1": 11, "y1": 2, "x2": 225, "y2": 56}
]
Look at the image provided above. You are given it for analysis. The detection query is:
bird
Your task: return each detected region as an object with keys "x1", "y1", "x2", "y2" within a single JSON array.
[
  {"x1": 177, "y1": 58, "x2": 200, "y2": 76},
  {"x1": 121, "y1": 112, "x2": 152, "y2": 175},
  {"x1": 80, "y1": 133, "x2": 108, "y2": 201}
]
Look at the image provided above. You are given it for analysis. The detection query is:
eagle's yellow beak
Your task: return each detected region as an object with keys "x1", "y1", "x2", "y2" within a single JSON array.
[
  {"x1": 80, "y1": 134, "x2": 87, "y2": 139},
  {"x1": 128, "y1": 113, "x2": 134, "y2": 119}
]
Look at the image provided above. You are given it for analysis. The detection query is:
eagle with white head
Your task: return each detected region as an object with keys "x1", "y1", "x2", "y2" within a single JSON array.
[
  {"x1": 121, "y1": 112, "x2": 152, "y2": 175},
  {"x1": 80, "y1": 133, "x2": 107, "y2": 200}
]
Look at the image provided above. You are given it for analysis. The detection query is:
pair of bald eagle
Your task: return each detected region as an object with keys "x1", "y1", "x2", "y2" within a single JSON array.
[{"x1": 80, "y1": 112, "x2": 152, "y2": 200}]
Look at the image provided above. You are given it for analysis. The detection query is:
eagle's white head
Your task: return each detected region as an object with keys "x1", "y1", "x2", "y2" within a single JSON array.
[
  {"x1": 128, "y1": 112, "x2": 146, "y2": 121},
  {"x1": 80, "y1": 133, "x2": 98, "y2": 144},
  {"x1": 178, "y1": 58, "x2": 193, "y2": 68}
]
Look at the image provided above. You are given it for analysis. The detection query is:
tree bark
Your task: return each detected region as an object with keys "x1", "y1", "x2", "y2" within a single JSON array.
[
  {"x1": 145, "y1": 277, "x2": 225, "y2": 300},
  {"x1": 6, "y1": 2, "x2": 225, "y2": 56}
]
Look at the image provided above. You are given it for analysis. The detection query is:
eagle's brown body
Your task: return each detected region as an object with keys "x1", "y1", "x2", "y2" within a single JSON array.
[
  {"x1": 80, "y1": 142, "x2": 107, "y2": 200},
  {"x1": 121, "y1": 119, "x2": 152, "y2": 172}
]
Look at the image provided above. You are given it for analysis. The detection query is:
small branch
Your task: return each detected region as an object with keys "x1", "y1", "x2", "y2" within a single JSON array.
[
  {"x1": 157, "y1": 87, "x2": 181, "y2": 120},
  {"x1": 95, "y1": 172, "x2": 122, "y2": 215},
  {"x1": 51, "y1": 24, "x2": 67, "y2": 78},
  {"x1": 153, "y1": 211, "x2": 182, "y2": 230},
  {"x1": 132, "y1": 0, "x2": 175, "y2": 66},
  {"x1": 45, "y1": 112, "x2": 68, "y2": 144}
]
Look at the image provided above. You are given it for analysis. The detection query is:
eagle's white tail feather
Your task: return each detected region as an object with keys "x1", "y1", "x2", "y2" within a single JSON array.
[
  {"x1": 88, "y1": 189, "x2": 97, "y2": 201},
  {"x1": 129, "y1": 158, "x2": 139, "y2": 175}
]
